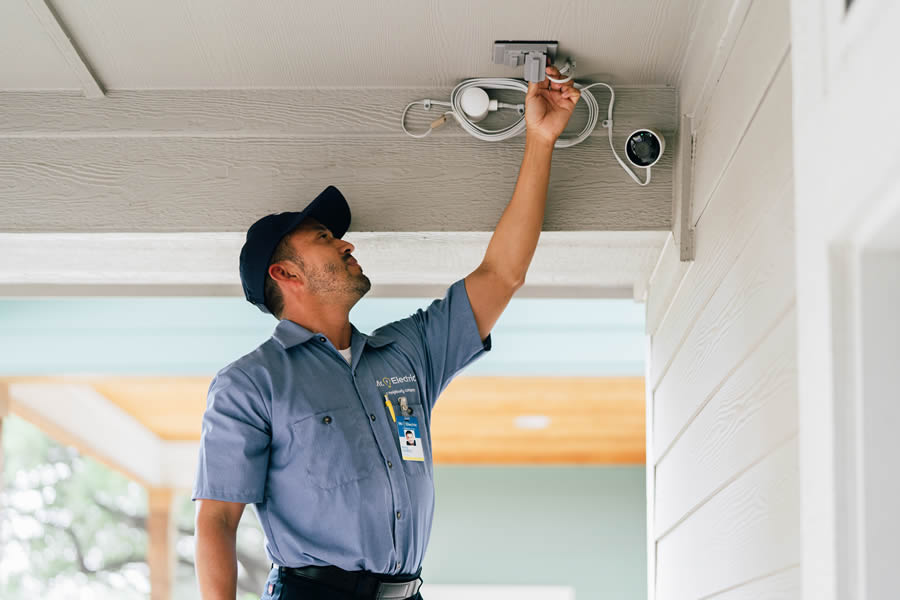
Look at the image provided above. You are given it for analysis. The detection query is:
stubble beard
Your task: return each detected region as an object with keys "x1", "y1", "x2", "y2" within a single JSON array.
[{"x1": 307, "y1": 259, "x2": 371, "y2": 306}]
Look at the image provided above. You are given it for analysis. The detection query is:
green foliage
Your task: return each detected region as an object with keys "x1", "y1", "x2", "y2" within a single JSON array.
[
  {"x1": 1, "y1": 416, "x2": 147, "y2": 597},
  {"x1": 1, "y1": 416, "x2": 267, "y2": 599}
]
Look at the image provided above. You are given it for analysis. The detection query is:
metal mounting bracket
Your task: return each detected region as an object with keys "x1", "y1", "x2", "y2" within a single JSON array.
[{"x1": 492, "y1": 40, "x2": 559, "y2": 82}]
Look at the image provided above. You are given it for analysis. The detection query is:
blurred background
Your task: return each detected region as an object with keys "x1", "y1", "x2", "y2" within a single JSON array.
[{"x1": 0, "y1": 295, "x2": 647, "y2": 599}]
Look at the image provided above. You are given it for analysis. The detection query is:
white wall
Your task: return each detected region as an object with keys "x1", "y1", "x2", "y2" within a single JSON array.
[
  {"x1": 644, "y1": 1, "x2": 800, "y2": 598},
  {"x1": 789, "y1": 1, "x2": 900, "y2": 597}
]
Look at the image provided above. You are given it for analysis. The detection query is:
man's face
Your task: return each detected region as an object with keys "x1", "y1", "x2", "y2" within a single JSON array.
[{"x1": 285, "y1": 217, "x2": 371, "y2": 304}]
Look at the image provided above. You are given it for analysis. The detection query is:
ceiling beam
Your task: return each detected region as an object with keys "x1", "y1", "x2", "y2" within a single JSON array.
[
  {"x1": 0, "y1": 87, "x2": 673, "y2": 138},
  {"x1": 0, "y1": 231, "x2": 665, "y2": 299},
  {"x1": 24, "y1": 0, "x2": 104, "y2": 98},
  {"x1": 0, "y1": 87, "x2": 675, "y2": 232}
]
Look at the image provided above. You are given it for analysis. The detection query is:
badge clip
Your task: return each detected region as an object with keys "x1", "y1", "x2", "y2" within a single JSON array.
[{"x1": 399, "y1": 396, "x2": 412, "y2": 416}]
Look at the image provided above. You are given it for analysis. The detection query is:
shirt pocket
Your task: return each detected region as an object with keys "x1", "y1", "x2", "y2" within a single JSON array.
[{"x1": 290, "y1": 405, "x2": 376, "y2": 489}]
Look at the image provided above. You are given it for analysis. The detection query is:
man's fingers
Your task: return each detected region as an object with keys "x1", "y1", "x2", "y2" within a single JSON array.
[{"x1": 545, "y1": 65, "x2": 561, "y2": 90}]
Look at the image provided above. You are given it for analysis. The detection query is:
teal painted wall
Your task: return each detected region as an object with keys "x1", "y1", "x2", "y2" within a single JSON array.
[
  {"x1": 0, "y1": 297, "x2": 644, "y2": 376},
  {"x1": 426, "y1": 466, "x2": 647, "y2": 600}
]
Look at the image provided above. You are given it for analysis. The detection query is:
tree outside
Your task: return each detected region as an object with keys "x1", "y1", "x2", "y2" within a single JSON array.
[{"x1": 1, "y1": 415, "x2": 268, "y2": 599}]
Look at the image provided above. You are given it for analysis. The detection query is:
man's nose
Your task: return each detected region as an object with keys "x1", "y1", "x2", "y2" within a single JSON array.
[{"x1": 341, "y1": 240, "x2": 355, "y2": 254}]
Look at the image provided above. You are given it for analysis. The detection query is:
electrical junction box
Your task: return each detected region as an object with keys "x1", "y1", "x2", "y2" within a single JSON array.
[{"x1": 492, "y1": 41, "x2": 559, "y2": 82}]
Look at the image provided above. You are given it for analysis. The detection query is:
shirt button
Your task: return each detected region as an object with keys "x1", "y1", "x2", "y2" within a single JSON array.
[
  {"x1": 322, "y1": 416, "x2": 332, "y2": 424},
  {"x1": 396, "y1": 511, "x2": 401, "y2": 519},
  {"x1": 318, "y1": 336, "x2": 326, "y2": 342},
  {"x1": 370, "y1": 414, "x2": 376, "y2": 422},
  {"x1": 387, "y1": 461, "x2": 393, "y2": 468}
]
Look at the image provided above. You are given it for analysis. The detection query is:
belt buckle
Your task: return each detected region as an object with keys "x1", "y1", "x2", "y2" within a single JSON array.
[{"x1": 374, "y1": 576, "x2": 422, "y2": 599}]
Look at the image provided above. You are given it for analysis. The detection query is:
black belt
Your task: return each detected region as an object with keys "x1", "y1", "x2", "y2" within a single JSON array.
[{"x1": 279, "y1": 564, "x2": 423, "y2": 599}]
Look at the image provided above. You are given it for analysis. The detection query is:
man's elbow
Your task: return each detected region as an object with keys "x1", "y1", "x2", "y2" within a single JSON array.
[
  {"x1": 195, "y1": 499, "x2": 243, "y2": 541},
  {"x1": 479, "y1": 262, "x2": 525, "y2": 293}
]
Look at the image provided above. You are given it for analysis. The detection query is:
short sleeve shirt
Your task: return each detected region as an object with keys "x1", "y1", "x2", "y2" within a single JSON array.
[{"x1": 192, "y1": 278, "x2": 491, "y2": 575}]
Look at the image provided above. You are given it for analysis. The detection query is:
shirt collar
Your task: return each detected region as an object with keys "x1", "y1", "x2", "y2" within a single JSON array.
[
  {"x1": 272, "y1": 320, "x2": 395, "y2": 350},
  {"x1": 272, "y1": 319, "x2": 316, "y2": 349}
]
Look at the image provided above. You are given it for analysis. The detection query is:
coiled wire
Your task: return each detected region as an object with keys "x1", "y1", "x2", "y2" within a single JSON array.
[{"x1": 400, "y1": 65, "x2": 651, "y2": 185}]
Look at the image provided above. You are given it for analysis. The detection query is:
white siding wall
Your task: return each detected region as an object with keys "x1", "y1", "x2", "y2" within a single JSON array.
[{"x1": 646, "y1": 1, "x2": 800, "y2": 598}]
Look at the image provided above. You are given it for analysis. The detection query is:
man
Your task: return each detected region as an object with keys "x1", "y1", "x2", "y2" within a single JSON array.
[
  {"x1": 405, "y1": 431, "x2": 416, "y2": 446},
  {"x1": 193, "y1": 64, "x2": 580, "y2": 599}
]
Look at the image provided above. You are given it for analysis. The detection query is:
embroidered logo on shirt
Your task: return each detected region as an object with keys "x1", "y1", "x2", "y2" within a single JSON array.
[{"x1": 376, "y1": 374, "x2": 417, "y2": 388}]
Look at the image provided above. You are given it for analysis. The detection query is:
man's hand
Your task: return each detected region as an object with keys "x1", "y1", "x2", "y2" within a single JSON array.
[{"x1": 524, "y1": 64, "x2": 582, "y2": 145}]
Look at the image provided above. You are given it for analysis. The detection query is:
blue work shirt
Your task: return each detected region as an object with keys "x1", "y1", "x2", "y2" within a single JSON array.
[{"x1": 192, "y1": 278, "x2": 491, "y2": 575}]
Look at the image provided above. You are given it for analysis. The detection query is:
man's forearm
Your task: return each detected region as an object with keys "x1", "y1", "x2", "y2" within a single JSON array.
[
  {"x1": 481, "y1": 133, "x2": 555, "y2": 283},
  {"x1": 196, "y1": 520, "x2": 239, "y2": 599}
]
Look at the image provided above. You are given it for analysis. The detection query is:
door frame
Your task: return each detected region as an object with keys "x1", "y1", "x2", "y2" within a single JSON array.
[{"x1": 791, "y1": 0, "x2": 900, "y2": 598}]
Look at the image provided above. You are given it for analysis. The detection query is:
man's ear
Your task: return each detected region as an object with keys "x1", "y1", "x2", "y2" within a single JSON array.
[{"x1": 268, "y1": 261, "x2": 304, "y2": 285}]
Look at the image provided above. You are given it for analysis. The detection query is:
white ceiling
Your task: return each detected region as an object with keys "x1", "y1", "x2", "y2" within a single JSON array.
[{"x1": 1, "y1": 0, "x2": 703, "y2": 90}]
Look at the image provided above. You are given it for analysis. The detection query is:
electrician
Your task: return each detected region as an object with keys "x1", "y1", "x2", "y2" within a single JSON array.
[{"x1": 192, "y1": 64, "x2": 580, "y2": 600}]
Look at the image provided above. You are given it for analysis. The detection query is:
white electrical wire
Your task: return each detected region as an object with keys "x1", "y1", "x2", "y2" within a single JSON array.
[{"x1": 400, "y1": 60, "x2": 652, "y2": 186}]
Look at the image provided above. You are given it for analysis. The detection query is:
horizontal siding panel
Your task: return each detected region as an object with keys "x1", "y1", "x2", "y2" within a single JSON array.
[
  {"x1": 692, "y1": 0, "x2": 791, "y2": 224},
  {"x1": 0, "y1": 135, "x2": 672, "y2": 233},
  {"x1": 654, "y1": 308, "x2": 797, "y2": 535},
  {"x1": 653, "y1": 178, "x2": 795, "y2": 458},
  {"x1": 650, "y1": 60, "x2": 793, "y2": 389},
  {"x1": 0, "y1": 88, "x2": 678, "y2": 138},
  {"x1": 706, "y1": 566, "x2": 800, "y2": 600},
  {"x1": 656, "y1": 437, "x2": 800, "y2": 600},
  {"x1": 677, "y1": 0, "x2": 753, "y2": 119}
]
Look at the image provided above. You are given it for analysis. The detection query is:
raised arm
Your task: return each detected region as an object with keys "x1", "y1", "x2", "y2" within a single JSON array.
[{"x1": 465, "y1": 64, "x2": 581, "y2": 340}]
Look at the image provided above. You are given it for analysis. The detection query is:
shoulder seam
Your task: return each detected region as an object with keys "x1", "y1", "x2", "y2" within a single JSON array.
[{"x1": 230, "y1": 364, "x2": 271, "y2": 424}]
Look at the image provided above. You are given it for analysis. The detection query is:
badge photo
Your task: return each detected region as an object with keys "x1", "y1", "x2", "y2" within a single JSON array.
[{"x1": 397, "y1": 416, "x2": 424, "y2": 461}]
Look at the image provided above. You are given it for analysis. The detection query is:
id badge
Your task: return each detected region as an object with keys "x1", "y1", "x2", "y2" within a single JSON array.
[{"x1": 397, "y1": 416, "x2": 425, "y2": 462}]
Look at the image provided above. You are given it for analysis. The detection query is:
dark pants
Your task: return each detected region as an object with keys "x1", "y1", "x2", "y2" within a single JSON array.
[{"x1": 261, "y1": 566, "x2": 424, "y2": 600}]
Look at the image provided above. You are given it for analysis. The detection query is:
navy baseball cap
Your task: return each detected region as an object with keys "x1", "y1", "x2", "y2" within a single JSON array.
[{"x1": 239, "y1": 185, "x2": 351, "y2": 313}]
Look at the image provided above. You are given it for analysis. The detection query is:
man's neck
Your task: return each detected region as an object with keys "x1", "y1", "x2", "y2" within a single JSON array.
[{"x1": 281, "y1": 302, "x2": 353, "y2": 350}]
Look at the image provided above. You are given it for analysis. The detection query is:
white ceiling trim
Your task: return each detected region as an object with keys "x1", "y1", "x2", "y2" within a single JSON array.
[{"x1": 0, "y1": 231, "x2": 666, "y2": 299}]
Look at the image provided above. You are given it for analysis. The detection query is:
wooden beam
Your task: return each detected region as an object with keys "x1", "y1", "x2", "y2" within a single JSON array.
[
  {"x1": 0, "y1": 383, "x2": 8, "y2": 417},
  {"x1": 147, "y1": 488, "x2": 176, "y2": 600},
  {"x1": 24, "y1": 0, "x2": 104, "y2": 98},
  {"x1": 0, "y1": 86, "x2": 675, "y2": 233},
  {"x1": 0, "y1": 88, "x2": 673, "y2": 138},
  {"x1": 0, "y1": 136, "x2": 672, "y2": 233}
]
